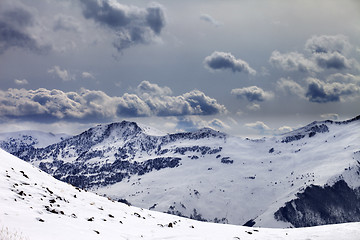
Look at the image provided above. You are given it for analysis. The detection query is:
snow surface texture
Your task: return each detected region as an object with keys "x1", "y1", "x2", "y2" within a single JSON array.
[
  {"x1": 2, "y1": 116, "x2": 360, "y2": 228},
  {"x1": 1, "y1": 149, "x2": 360, "y2": 240}
]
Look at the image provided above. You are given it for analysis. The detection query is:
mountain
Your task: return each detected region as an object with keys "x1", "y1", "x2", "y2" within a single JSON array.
[
  {"x1": 1, "y1": 148, "x2": 360, "y2": 240},
  {"x1": 2, "y1": 116, "x2": 360, "y2": 228},
  {"x1": 0, "y1": 130, "x2": 69, "y2": 153}
]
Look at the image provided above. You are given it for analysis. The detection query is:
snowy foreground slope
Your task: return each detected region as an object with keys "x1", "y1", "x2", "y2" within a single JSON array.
[
  {"x1": 2, "y1": 116, "x2": 360, "y2": 227},
  {"x1": 1, "y1": 149, "x2": 360, "y2": 240}
]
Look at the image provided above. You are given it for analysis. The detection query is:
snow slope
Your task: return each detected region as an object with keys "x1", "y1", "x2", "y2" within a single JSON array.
[
  {"x1": 1, "y1": 148, "x2": 360, "y2": 240},
  {"x1": 3, "y1": 116, "x2": 360, "y2": 228}
]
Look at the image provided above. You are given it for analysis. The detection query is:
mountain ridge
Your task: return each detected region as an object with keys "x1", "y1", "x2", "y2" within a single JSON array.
[{"x1": 1, "y1": 115, "x2": 360, "y2": 228}]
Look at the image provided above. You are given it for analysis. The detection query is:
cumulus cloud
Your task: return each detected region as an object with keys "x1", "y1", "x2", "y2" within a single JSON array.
[
  {"x1": 175, "y1": 116, "x2": 208, "y2": 132},
  {"x1": 0, "y1": 81, "x2": 227, "y2": 122},
  {"x1": 14, "y1": 79, "x2": 28, "y2": 85},
  {"x1": 79, "y1": 0, "x2": 165, "y2": 51},
  {"x1": 175, "y1": 116, "x2": 228, "y2": 132},
  {"x1": 305, "y1": 77, "x2": 360, "y2": 103},
  {"x1": 269, "y1": 50, "x2": 318, "y2": 73},
  {"x1": 136, "y1": 80, "x2": 172, "y2": 96},
  {"x1": 276, "y1": 77, "x2": 305, "y2": 97},
  {"x1": 278, "y1": 126, "x2": 293, "y2": 133},
  {"x1": 245, "y1": 121, "x2": 293, "y2": 135},
  {"x1": 326, "y1": 73, "x2": 360, "y2": 83},
  {"x1": 313, "y1": 51, "x2": 352, "y2": 70},
  {"x1": 204, "y1": 51, "x2": 256, "y2": 75},
  {"x1": 320, "y1": 113, "x2": 339, "y2": 120},
  {"x1": 305, "y1": 35, "x2": 350, "y2": 54},
  {"x1": 245, "y1": 121, "x2": 271, "y2": 133},
  {"x1": 48, "y1": 66, "x2": 73, "y2": 81},
  {"x1": 246, "y1": 103, "x2": 260, "y2": 111},
  {"x1": 81, "y1": 72, "x2": 95, "y2": 79},
  {"x1": 0, "y1": 88, "x2": 118, "y2": 122},
  {"x1": 0, "y1": 7, "x2": 51, "y2": 54},
  {"x1": 270, "y1": 35, "x2": 358, "y2": 72},
  {"x1": 231, "y1": 86, "x2": 274, "y2": 102},
  {"x1": 200, "y1": 14, "x2": 221, "y2": 26},
  {"x1": 209, "y1": 118, "x2": 229, "y2": 129}
]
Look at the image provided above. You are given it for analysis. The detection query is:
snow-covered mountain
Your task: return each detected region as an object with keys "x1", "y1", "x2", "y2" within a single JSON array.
[
  {"x1": 2, "y1": 116, "x2": 360, "y2": 228},
  {"x1": 1, "y1": 148, "x2": 360, "y2": 240},
  {"x1": 0, "y1": 130, "x2": 69, "y2": 153}
]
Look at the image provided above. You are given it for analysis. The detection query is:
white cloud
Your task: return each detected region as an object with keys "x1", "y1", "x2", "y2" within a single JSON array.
[
  {"x1": 269, "y1": 50, "x2": 319, "y2": 73},
  {"x1": 231, "y1": 86, "x2": 274, "y2": 102},
  {"x1": 245, "y1": 121, "x2": 294, "y2": 135},
  {"x1": 81, "y1": 72, "x2": 95, "y2": 79},
  {"x1": 245, "y1": 121, "x2": 271, "y2": 132},
  {"x1": 246, "y1": 103, "x2": 260, "y2": 111},
  {"x1": 14, "y1": 79, "x2": 28, "y2": 85},
  {"x1": 276, "y1": 78, "x2": 305, "y2": 98},
  {"x1": 48, "y1": 66, "x2": 73, "y2": 81},
  {"x1": 320, "y1": 113, "x2": 339, "y2": 120},
  {"x1": 305, "y1": 34, "x2": 351, "y2": 54}
]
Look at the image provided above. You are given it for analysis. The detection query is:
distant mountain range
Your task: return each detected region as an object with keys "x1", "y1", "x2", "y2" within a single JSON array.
[{"x1": 1, "y1": 115, "x2": 360, "y2": 228}]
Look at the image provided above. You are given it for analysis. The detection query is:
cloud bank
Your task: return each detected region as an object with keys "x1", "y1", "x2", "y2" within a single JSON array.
[{"x1": 0, "y1": 81, "x2": 226, "y2": 122}]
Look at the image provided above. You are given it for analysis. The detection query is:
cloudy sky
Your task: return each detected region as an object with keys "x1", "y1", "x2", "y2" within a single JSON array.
[{"x1": 0, "y1": 0, "x2": 360, "y2": 137}]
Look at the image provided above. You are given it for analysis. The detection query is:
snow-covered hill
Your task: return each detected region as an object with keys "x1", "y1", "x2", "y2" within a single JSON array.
[
  {"x1": 1, "y1": 148, "x2": 360, "y2": 240},
  {"x1": 2, "y1": 116, "x2": 360, "y2": 228}
]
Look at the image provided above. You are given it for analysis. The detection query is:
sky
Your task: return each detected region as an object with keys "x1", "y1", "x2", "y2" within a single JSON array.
[{"x1": 0, "y1": 0, "x2": 359, "y2": 137}]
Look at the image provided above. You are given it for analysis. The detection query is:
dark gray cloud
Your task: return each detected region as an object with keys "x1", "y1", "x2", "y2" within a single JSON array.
[
  {"x1": 305, "y1": 78, "x2": 359, "y2": 103},
  {"x1": 313, "y1": 52, "x2": 351, "y2": 70},
  {"x1": 305, "y1": 35, "x2": 350, "y2": 54},
  {"x1": 79, "y1": 0, "x2": 165, "y2": 51},
  {"x1": 0, "y1": 82, "x2": 226, "y2": 122},
  {"x1": 0, "y1": 7, "x2": 51, "y2": 54},
  {"x1": 204, "y1": 51, "x2": 256, "y2": 75},
  {"x1": 231, "y1": 86, "x2": 273, "y2": 102}
]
